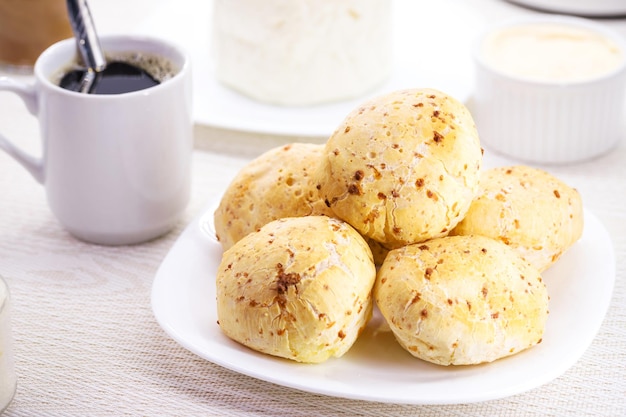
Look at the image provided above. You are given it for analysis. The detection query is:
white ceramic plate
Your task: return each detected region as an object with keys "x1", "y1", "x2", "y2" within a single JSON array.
[
  {"x1": 152, "y1": 201, "x2": 614, "y2": 404},
  {"x1": 135, "y1": 0, "x2": 484, "y2": 137}
]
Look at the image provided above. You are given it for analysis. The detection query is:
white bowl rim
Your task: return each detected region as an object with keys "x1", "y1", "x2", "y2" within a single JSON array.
[
  {"x1": 506, "y1": 0, "x2": 626, "y2": 17},
  {"x1": 472, "y1": 15, "x2": 626, "y2": 87}
]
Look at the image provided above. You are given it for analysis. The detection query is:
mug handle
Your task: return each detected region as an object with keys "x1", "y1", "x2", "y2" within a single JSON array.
[{"x1": 0, "y1": 76, "x2": 43, "y2": 184}]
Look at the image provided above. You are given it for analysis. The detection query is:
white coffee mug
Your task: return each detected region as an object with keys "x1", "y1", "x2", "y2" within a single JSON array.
[{"x1": 0, "y1": 35, "x2": 193, "y2": 245}]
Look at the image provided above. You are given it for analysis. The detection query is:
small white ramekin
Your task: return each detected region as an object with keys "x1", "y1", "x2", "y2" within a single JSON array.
[{"x1": 469, "y1": 16, "x2": 626, "y2": 164}]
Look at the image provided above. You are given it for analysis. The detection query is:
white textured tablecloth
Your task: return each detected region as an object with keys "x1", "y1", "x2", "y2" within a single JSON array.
[{"x1": 1, "y1": 1, "x2": 625, "y2": 415}]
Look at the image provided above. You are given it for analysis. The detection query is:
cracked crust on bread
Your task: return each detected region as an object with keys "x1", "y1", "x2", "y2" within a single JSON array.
[
  {"x1": 216, "y1": 216, "x2": 376, "y2": 363},
  {"x1": 214, "y1": 143, "x2": 334, "y2": 250},
  {"x1": 315, "y1": 88, "x2": 482, "y2": 248},
  {"x1": 374, "y1": 235, "x2": 549, "y2": 366},
  {"x1": 451, "y1": 165, "x2": 584, "y2": 272}
]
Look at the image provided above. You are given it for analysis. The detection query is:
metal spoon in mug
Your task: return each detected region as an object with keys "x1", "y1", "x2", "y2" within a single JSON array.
[
  {"x1": 63, "y1": 0, "x2": 160, "y2": 95},
  {"x1": 66, "y1": 0, "x2": 105, "y2": 93}
]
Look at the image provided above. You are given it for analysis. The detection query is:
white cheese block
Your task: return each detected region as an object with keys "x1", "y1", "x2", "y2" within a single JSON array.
[{"x1": 211, "y1": 0, "x2": 392, "y2": 106}]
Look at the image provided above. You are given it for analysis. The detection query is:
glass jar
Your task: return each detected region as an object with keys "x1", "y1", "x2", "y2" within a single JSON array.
[
  {"x1": 0, "y1": 0, "x2": 73, "y2": 73},
  {"x1": 0, "y1": 276, "x2": 17, "y2": 413}
]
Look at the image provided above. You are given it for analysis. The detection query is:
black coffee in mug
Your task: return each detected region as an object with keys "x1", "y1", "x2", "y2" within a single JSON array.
[
  {"x1": 59, "y1": 61, "x2": 159, "y2": 94},
  {"x1": 55, "y1": 51, "x2": 178, "y2": 94}
]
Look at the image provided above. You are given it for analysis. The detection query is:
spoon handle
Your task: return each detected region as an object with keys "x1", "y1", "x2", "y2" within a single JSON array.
[{"x1": 66, "y1": 0, "x2": 106, "y2": 72}]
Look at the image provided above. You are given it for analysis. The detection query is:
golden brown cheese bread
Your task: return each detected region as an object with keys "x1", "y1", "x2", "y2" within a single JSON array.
[
  {"x1": 214, "y1": 143, "x2": 333, "y2": 250},
  {"x1": 451, "y1": 165, "x2": 583, "y2": 272},
  {"x1": 216, "y1": 216, "x2": 376, "y2": 363},
  {"x1": 315, "y1": 88, "x2": 482, "y2": 248},
  {"x1": 374, "y1": 235, "x2": 549, "y2": 366}
]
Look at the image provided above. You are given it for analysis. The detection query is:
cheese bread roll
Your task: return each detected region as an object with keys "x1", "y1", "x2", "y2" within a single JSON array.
[
  {"x1": 375, "y1": 235, "x2": 549, "y2": 366},
  {"x1": 316, "y1": 88, "x2": 482, "y2": 248},
  {"x1": 451, "y1": 165, "x2": 583, "y2": 271},
  {"x1": 216, "y1": 216, "x2": 376, "y2": 363},
  {"x1": 214, "y1": 143, "x2": 333, "y2": 250}
]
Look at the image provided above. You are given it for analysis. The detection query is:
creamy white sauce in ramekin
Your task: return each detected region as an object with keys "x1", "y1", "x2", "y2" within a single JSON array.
[{"x1": 481, "y1": 23, "x2": 623, "y2": 82}]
